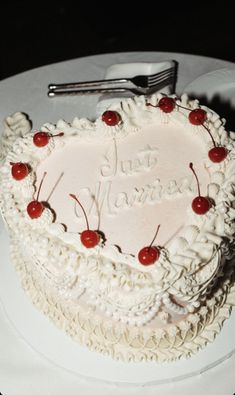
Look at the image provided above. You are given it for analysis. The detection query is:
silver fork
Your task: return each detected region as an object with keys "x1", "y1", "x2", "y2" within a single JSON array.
[{"x1": 48, "y1": 66, "x2": 176, "y2": 97}]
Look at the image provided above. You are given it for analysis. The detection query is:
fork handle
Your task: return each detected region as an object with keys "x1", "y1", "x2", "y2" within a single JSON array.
[
  {"x1": 48, "y1": 78, "x2": 130, "y2": 90},
  {"x1": 48, "y1": 87, "x2": 134, "y2": 97}
]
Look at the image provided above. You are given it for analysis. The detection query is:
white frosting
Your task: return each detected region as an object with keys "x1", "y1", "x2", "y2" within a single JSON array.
[{"x1": 1, "y1": 93, "x2": 235, "y2": 362}]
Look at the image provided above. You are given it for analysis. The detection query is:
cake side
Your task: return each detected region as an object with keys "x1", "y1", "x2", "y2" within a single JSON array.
[
  {"x1": 9, "y1": 235, "x2": 235, "y2": 362},
  {"x1": 1, "y1": 93, "x2": 235, "y2": 362}
]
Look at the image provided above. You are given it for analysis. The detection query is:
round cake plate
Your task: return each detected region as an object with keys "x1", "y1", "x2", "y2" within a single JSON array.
[
  {"x1": 0, "y1": 219, "x2": 235, "y2": 386},
  {"x1": 184, "y1": 68, "x2": 235, "y2": 103},
  {"x1": 184, "y1": 68, "x2": 235, "y2": 131}
]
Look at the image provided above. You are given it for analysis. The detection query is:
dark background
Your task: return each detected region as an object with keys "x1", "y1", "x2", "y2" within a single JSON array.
[{"x1": 0, "y1": 1, "x2": 234, "y2": 81}]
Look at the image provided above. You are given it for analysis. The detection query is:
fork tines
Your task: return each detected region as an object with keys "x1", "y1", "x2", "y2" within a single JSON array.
[
  {"x1": 48, "y1": 63, "x2": 177, "y2": 97},
  {"x1": 146, "y1": 69, "x2": 176, "y2": 87}
]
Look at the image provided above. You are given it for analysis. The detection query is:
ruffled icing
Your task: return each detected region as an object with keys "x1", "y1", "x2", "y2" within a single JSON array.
[{"x1": 1, "y1": 92, "x2": 235, "y2": 362}]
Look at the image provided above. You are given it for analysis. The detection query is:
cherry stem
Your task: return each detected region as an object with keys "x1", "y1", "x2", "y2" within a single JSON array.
[
  {"x1": 36, "y1": 171, "x2": 47, "y2": 201},
  {"x1": 149, "y1": 224, "x2": 161, "y2": 249},
  {"x1": 175, "y1": 103, "x2": 190, "y2": 111},
  {"x1": 146, "y1": 102, "x2": 158, "y2": 108},
  {"x1": 147, "y1": 100, "x2": 217, "y2": 147},
  {"x1": 46, "y1": 172, "x2": 64, "y2": 202},
  {"x1": 202, "y1": 124, "x2": 216, "y2": 147},
  {"x1": 69, "y1": 194, "x2": 90, "y2": 230},
  {"x1": 147, "y1": 100, "x2": 186, "y2": 112},
  {"x1": 50, "y1": 132, "x2": 64, "y2": 137},
  {"x1": 189, "y1": 163, "x2": 201, "y2": 196}
]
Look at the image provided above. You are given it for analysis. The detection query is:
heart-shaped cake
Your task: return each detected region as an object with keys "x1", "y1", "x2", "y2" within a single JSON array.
[{"x1": 1, "y1": 93, "x2": 235, "y2": 362}]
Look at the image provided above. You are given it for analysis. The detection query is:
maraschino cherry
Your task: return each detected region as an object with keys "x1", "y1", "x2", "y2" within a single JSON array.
[
  {"x1": 102, "y1": 110, "x2": 120, "y2": 126},
  {"x1": 189, "y1": 109, "x2": 227, "y2": 163},
  {"x1": 10, "y1": 162, "x2": 29, "y2": 180},
  {"x1": 138, "y1": 225, "x2": 161, "y2": 265},
  {"x1": 69, "y1": 194, "x2": 100, "y2": 248},
  {"x1": 208, "y1": 145, "x2": 227, "y2": 163},
  {"x1": 188, "y1": 109, "x2": 207, "y2": 125},
  {"x1": 146, "y1": 97, "x2": 176, "y2": 113},
  {"x1": 27, "y1": 172, "x2": 47, "y2": 219},
  {"x1": 33, "y1": 131, "x2": 64, "y2": 147},
  {"x1": 158, "y1": 97, "x2": 176, "y2": 113},
  {"x1": 189, "y1": 163, "x2": 210, "y2": 215}
]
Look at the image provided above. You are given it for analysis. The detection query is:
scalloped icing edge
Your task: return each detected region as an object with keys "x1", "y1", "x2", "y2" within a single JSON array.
[{"x1": 11, "y1": 236, "x2": 235, "y2": 363}]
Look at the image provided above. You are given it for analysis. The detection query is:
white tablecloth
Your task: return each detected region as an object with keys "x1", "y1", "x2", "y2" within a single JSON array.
[{"x1": 0, "y1": 51, "x2": 235, "y2": 395}]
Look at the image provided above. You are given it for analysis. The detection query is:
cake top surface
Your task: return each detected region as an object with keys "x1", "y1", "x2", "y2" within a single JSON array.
[{"x1": 1, "y1": 92, "x2": 235, "y2": 294}]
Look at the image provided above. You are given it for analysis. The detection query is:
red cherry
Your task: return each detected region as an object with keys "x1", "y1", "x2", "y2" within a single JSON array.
[
  {"x1": 191, "y1": 196, "x2": 210, "y2": 215},
  {"x1": 158, "y1": 97, "x2": 175, "y2": 113},
  {"x1": 102, "y1": 111, "x2": 120, "y2": 126},
  {"x1": 33, "y1": 131, "x2": 64, "y2": 147},
  {"x1": 10, "y1": 162, "x2": 29, "y2": 180},
  {"x1": 69, "y1": 194, "x2": 100, "y2": 248},
  {"x1": 138, "y1": 225, "x2": 161, "y2": 265},
  {"x1": 138, "y1": 246, "x2": 160, "y2": 265},
  {"x1": 27, "y1": 172, "x2": 47, "y2": 219},
  {"x1": 189, "y1": 163, "x2": 210, "y2": 215},
  {"x1": 33, "y1": 132, "x2": 49, "y2": 147},
  {"x1": 80, "y1": 229, "x2": 100, "y2": 248},
  {"x1": 27, "y1": 200, "x2": 44, "y2": 219},
  {"x1": 189, "y1": 109, "x2": 207, "y2": 125},
  {"x1": 208, "y1": 146, "x2": 227, "y2": 163},
  {"x1": 199, "y1": 123, "x2": 227, "y2": 163}
]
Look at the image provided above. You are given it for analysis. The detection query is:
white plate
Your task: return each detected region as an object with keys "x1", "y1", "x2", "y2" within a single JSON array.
[{"x1": 184, "y1": 68, "x2": 235, "y2": 130}]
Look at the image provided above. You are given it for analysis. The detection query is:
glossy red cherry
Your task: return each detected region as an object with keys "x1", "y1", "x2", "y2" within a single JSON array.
[
  {"x1": 189, "y1": 163, "x2": 210, "y2": 215},
  {"x1": 80, "y1": 229, "x2": 100, "y2": 248},
  {"x1": 138, "y1": 246, "x2": 160, "y2": 265},
  {"x1": 10, "y1": 162, "x2": 29, "y2": 180},
  {"x1": 33, "y1": 132, "x2": 49, "y2": 147},
  {"x1": 27, "y1": 172, "x2": 47, "y2": 219},
  {"x1": 191, "y1": 196, "x2": 211, "y2": 215},
  {"x1": 158, "y1": 97, "x2": 176, "y2": 113},
  {"x1": 27, "y1": 200, "x2": 44, "y2": 219},
  {"x1": 102, "y1": 110, "x2": 120, "y2": 126},
  {"x1": 208, "y1": 146, "x2": 227, "y2": 163},
  {"x1": 189, "y1": 109, "x2": 207, "y2": 125},
  {"x1": 202, "y1": 124, "x2": 227, "y2": 163},
  {"x1": 138, "y1": 225, "x2": 161, "y2": 265},
  {"x1": 33, "y1": 131, "x2": 64, "y2": 147},
  {"x1": 69, "y1": 194, "x2": 99, "y2": 248}
]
